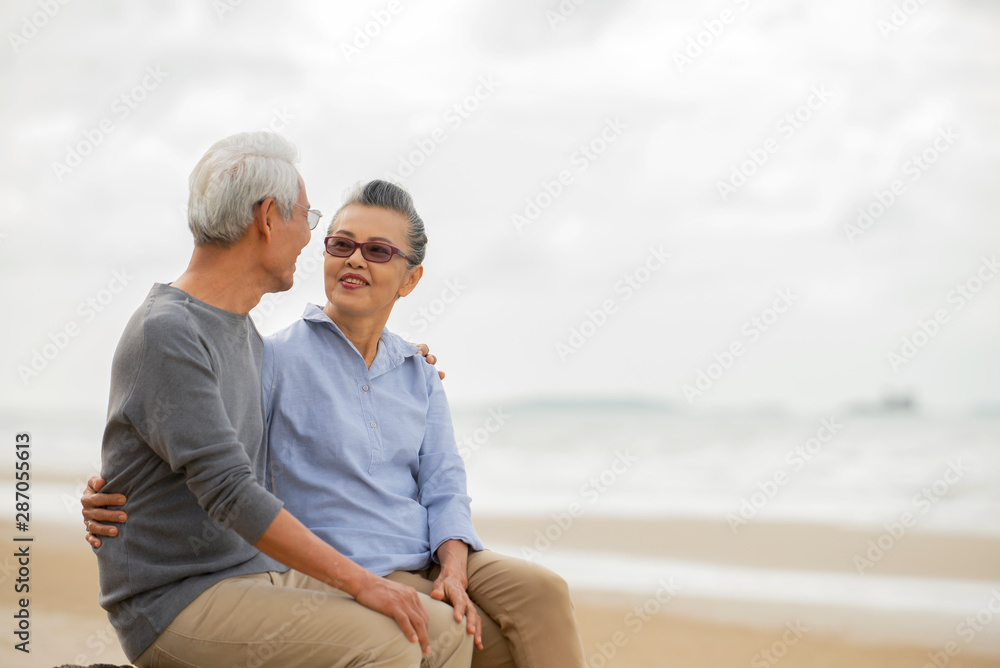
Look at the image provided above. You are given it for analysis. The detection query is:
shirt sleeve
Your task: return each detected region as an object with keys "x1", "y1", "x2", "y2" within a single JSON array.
[
  {"x1": 416, "y1": 360, "x2": 484, "y2": 560},
  {"x1": 122, "y1": 311, "x2": 283, "y2": 545}
]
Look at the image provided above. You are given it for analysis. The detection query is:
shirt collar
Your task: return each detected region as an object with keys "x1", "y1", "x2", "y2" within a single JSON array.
[{"x1": 301, "y1": 304, "x2": 420, "y2": 376}]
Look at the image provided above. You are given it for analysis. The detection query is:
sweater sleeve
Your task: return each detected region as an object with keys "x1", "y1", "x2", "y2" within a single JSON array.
[
  {"x1": 122, "y1": 310, "x2": 283, "y2": 544},
  {"x1": 416, "y1": 360, "x2": 484, "y2": 559}
]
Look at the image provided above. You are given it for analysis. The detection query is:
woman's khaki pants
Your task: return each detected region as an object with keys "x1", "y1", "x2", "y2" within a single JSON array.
[{"x1": 388, "y1": 550, "x2": 585, "y2": 668}]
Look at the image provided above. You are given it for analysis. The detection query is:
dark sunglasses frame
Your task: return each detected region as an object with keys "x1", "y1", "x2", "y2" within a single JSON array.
[{"x1": 323, "y1": 236, "x2": 416, "y2": 264}]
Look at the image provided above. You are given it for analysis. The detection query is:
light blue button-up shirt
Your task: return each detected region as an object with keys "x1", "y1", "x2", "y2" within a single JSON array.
[{"x1": 262, "y1": 304, "x2": 483, "y2": 576}]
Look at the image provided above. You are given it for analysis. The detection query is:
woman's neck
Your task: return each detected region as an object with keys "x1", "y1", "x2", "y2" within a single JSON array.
[{"x1": 322, "y1": 303, "x2": 388, "y2": 368}]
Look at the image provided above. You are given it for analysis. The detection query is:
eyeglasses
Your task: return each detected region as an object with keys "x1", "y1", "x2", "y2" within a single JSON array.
[
  {"x1": 324, "y1": 236, "x2": 416, "y2": 264},
  {"x1": 295, "y1": 203, "x2": 323, "y2": 230},
  {"x1": 254, "y1": 199, "x2": 322, "y2": 230}
]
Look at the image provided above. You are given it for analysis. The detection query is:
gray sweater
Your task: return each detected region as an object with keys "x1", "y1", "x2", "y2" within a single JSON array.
[{"x1": 96, "y1": 284, "x2": 286, "y2": 661}]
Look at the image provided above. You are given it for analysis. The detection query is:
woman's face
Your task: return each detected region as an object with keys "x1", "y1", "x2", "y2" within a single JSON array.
[{"x1": 322, "y1": 204, "x2": 422, "y2": 322}]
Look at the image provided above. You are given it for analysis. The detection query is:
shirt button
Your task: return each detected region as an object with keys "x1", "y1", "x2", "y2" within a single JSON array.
[
  {"x1": 362, "y1": 385, "x2": 369, "y2": 391},
  {"x1": 370, "y1": 421, "x2": 376, "y2": 428}
]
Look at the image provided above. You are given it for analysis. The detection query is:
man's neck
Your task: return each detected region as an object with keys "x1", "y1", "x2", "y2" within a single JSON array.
[{"x1": 172, "y1": 244, "x2": 269, "y2": 314}]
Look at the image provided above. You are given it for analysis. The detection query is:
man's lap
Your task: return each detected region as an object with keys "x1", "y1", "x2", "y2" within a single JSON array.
[{"x1": 134, "y1": 570, "x2": 453, "y2": 668}]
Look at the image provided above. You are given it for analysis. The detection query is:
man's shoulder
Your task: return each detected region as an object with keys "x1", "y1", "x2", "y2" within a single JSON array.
[
  {"x1": 126, "y1": 285, "x2": 241, "y2": 358},
  {"x1": 140, "y1": 288, "x2": 200, "y2": 339}
]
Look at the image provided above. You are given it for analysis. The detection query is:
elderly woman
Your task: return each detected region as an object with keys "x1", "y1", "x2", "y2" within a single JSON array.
[{"x1": 87, "y1": 180, "x2": 585, "y2": 667}]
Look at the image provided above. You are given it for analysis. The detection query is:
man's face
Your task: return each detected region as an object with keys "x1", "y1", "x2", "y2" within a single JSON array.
[{"x1": 267, "y1": 175, "x2": 313, "y2": 293}]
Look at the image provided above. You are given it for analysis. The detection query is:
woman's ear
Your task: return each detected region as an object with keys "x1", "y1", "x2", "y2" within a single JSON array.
[{"x1": 397, "y1": 264, "x2": 424, "y2": 299}]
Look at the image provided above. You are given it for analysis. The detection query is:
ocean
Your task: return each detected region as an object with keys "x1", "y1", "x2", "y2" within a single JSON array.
[{"x1": 6, "y1": 405, "x2": 1000, "y2": 653}]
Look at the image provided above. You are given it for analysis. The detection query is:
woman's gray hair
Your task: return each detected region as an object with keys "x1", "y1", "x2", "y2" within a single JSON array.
[
  {"x1": 187, "y1": 131, "x2": 300, "y2": 246},
  {"x1": 330, "y1": 180, "x2": 427, "y2": 267}
]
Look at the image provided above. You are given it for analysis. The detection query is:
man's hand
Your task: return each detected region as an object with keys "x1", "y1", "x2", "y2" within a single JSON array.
[
  {"x1": 412, "y1": 343, "x2": 445, "y2": 380},
  {"x1": 352, "y1": 573, "x2": 433, "y2": 655},
  {"x1": 81, "y1": 476, "x2": 127, "y2": 549}
]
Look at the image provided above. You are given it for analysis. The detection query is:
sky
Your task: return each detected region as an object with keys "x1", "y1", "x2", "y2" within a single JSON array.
[{"x1": 1, "y1": 0, "x2": 999, "y2": 419}]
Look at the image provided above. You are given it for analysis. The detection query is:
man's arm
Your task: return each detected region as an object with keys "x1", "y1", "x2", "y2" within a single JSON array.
[
  {"x1": 256, "y1": 509, "x2": 433, "y2": 655},
  {"x1": 82, "y1": 478, "x2": 434, "y2": 655}
]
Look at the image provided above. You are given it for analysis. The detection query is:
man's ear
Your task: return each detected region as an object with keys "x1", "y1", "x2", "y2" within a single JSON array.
[
  {"x1": 252, "y1": 197, "x2": 280, "y2": 242},
  {"x1": 397, "y1": 264, "x2": 424, "y2": 298}
]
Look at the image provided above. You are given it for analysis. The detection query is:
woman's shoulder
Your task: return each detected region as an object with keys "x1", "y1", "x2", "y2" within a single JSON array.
[{"x1": 380, "y1": 328, "x2": 425, "y2": 362}]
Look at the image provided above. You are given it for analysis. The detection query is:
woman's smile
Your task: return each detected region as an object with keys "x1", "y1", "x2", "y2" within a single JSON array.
[{"x1": 339, "y1": 273, "x2": 369, "y2": 289}]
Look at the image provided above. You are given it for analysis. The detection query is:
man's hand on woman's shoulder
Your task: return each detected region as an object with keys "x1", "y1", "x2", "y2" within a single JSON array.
[{"x1": 412, "y1": 342, "x2": 445, "y2": 380}]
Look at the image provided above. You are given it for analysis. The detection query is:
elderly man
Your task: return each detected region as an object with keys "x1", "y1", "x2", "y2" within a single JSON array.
[{"x1": 92, "y1": 131, "x2": 472, "y2": 667}]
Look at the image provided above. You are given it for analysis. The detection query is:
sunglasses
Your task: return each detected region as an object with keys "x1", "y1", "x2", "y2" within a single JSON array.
[{"x1": 324, "y1": 236, "x2": 416, "y2": 264}]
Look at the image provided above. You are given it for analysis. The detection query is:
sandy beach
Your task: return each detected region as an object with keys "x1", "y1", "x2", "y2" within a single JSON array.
[{"x1": 3, "y1": 515, "x2": 998, "y2": 668}]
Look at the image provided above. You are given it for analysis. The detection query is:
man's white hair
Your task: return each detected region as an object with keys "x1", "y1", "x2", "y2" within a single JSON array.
[{"x1": 187, "y1": 131, "x2": 300, "y2": 246}]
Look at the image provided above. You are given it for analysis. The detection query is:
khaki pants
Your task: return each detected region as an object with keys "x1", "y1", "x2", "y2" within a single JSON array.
[
  {"x1": 387, "y1": 551, "x2": 585, "y2": 668},
  {"x1": 134, "y1": 569, "x2": 472, "y2": 668},
  {"x1": 135, "y1": 551, "x2": 583, "y2": 668}
]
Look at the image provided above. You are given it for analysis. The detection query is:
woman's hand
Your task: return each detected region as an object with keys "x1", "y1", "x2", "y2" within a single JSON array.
[
  {"x1": 432, "y1": 539, "x2": 482, "y2": 649},
  {"x1": 81, "y1": 476, "x2": 127, "y2": 548},
  {"x1": 430, "y1": 573, "x2": 482, "y2": 650}
]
